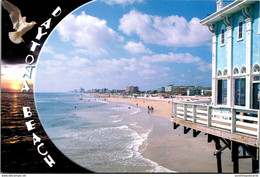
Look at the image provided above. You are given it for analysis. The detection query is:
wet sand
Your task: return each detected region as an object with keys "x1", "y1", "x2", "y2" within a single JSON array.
[{"x1": 103, "y1": 96, "x2": 251, "y2": 173}]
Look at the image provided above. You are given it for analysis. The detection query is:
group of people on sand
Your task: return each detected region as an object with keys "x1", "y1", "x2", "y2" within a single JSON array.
[{"x1": 147, "y1": 106, "x2": 154, "y2": 113}]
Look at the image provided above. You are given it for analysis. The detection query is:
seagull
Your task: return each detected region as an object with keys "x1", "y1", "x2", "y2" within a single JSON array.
[{"x1": 2, "y1": 0, "x2": 37, "y2": 44}]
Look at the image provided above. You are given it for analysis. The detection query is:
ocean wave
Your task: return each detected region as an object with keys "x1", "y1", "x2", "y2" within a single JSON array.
[
  {"x1": 110, "y1": 115, "x2": 123, "y2": 123},
  {"x1": 94, "y1": 99, "x2": 109, "y2": 104},
  {"x1": 123, "y1": 127, "x2": 176, "y2": 173},
  {"x1": 130, "y1": 108, "x2": 141, "y2": 115},
  {"x1": 145, "y1": 159, "x2": 176, "y2": 173},
  {"x1": 110, "y1": 115, "x2": 119, "y2": 119},
  {"x1": 112, "y1": 119, "x2": 122, "y2": 123}
]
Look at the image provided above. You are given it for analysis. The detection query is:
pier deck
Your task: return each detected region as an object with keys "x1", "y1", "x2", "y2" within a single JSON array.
[
  {"x1": 171, "y1": 101, "x2": 259, "y2": 173},
  {"x1": 171, "y1": 101, "x2": 259, "y2": 147},
  {"x1": 171, "y1": 117, "x2": 258, "y2": 147}
]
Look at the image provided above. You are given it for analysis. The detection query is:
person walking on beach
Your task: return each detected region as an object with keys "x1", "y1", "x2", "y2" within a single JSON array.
[
  {"x1": 147, "y1": 106, "x2": 150, "y2": 114},
  {"x1": 151, "y1": 106, "x2": 154, "y2": 113}
]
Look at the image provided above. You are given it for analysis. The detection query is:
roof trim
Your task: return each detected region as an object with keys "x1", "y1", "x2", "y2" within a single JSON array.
[{"x1": 200, "y1": 0, "x2": 256, "y2": 26}]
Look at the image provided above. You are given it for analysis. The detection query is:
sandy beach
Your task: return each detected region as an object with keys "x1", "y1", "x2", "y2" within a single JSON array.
[
  {"x1": 103, "y1": 95, "x2": 211, "y2": 120},
  {"x1": 100, "y1": 95, "x2": 251, "y2": 173},
  {"x1": 105, "y1": 96, "x2": 173, "y2": 120}
]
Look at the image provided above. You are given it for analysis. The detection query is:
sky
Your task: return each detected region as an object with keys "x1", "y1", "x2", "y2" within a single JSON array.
[{"x1": 34, "y1": 0, "x2": 217, "y2": 92}]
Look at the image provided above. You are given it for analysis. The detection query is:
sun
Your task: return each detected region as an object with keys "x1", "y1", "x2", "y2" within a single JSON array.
[{"x1": 11, "y1": 84, "x2": 20, "y2": 90}]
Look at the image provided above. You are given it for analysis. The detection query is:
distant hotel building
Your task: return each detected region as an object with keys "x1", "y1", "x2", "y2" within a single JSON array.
[
  {"x1": 157, "y1": 86, "x2": 165, "y2": 92},
  {"x1": 126, "y1": 86, "x2": 139, "y2": 93},
  {"x1": 79, "y1": 87, "x2": 85, "y2": 93},
  {"x1": 157, "y1": 85, "x2": 211, "y2": 96},
  {"x1": 201, "y1": 0, "x2": 259, "y2": 109}
]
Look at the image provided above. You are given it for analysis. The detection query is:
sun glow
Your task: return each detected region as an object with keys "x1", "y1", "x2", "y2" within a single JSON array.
[{"x1": 11, "y1": 84, "x2": 20, "y2": 90}]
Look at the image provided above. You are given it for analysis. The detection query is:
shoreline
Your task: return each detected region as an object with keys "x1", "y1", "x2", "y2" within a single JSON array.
[
  {"x1": 93, "y1": 94, "x2": 251, "y2": 173},
  {"x1": 95, "y1": 94, "x2": 211, "y2": 121}
]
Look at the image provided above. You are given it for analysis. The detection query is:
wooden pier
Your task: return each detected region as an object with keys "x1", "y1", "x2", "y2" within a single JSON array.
[{"x1": 171, "y1": 101, "x2": 259, "y2": 173}]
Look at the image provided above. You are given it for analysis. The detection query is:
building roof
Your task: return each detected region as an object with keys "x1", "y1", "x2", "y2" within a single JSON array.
[{"x1": 200, "y1": 0, "x2": 256, "y2": 25}]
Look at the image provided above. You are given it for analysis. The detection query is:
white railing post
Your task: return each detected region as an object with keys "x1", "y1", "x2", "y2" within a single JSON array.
[
  {"x1": 231, "y1": 108, "x2": 236, "y2": 134},
  {"x1": 207, "y1": 106, "x2": 212, "y2": 127},
  {"x1": 193, "y1": 105, "x2": 197, "y2": 123},
  {"x1": 183, "y1": 104, "x2": 187, "y2": 121},
  {"x1": 172, "y1": 102, "x2": 177, "y2": 118},
  {"x1": 257, "y1": 110, "x2": 260, "y2": 139}
]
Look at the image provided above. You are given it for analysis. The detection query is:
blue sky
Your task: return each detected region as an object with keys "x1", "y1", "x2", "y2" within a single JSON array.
[{"x1": 35, "y1": 0, "x2": 216, "y2": 92}]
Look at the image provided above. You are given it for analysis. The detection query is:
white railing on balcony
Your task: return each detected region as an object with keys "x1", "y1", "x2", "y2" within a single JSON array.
[{"x1": 172, "y1": 102, "x2": 260, "y2": 139}]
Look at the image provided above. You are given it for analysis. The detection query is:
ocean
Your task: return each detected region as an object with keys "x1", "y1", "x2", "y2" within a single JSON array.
[{"x1": 34, "y1": 92, "x2": 173, "y2": 173}]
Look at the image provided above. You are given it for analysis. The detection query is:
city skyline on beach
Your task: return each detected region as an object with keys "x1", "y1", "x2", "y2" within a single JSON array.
[{"x1": 2, "y1": 0, "x2": 217, "y2": 92}]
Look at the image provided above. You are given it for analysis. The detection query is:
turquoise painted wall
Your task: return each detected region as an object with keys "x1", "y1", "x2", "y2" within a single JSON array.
[
  {"x1": 252, "y1": 2, "x2": 260, "y2": 68},
  {"x1": 232, "y1": 11, "x2": 246, "y2": 70},
  {"x1": 215, "y1": 1, "x2": 259, "y2": 74},
  {"x1": 216, "y1": 21, "x2": 227, "y2": 72}
]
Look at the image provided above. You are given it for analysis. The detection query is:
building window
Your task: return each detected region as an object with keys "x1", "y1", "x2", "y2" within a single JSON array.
[
  {"x1": 221, "y1": 28, "x2": 225, "y2": 45},
  {"x1": 217, "y1": 69, "x2": 222, "y2": 76},
  {"x1": 233, "y1": 67, "x2": 239, "y2": 75},
  {"x1": 253, "y1": 75, "x2": 260, "y2": 82},
  {"x1": 218, "y1": 79, "x2": 227, "y2": 105},
  {"x1": 241, "y1": 66, "x2": 246, "y2": 74},
  {"x1": 253, "y1": 63, "x2": 260, "y2": 73},
  {"x1": 259, "y1": 18, "x2": 260, "y2": 35},
  {"x1": 238, "y1": 16, "x2": 243, "y2": 40},
  {"x1": 234, "y1": 78, "x2": 246, "y2": 106},
  {"x1": 223, "y1": 69, "x2": 228, "y2": 76}
]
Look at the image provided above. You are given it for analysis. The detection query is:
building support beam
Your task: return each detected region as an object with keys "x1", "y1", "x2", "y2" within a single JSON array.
[
  {"x1": 240, "y1": 144, "x2": 259, "y2": 173},
  {"x1": 173, "y1": 123, "x2": 180, "y2": 130},
  {"x1": 251, "y1": 147, "x2": 259, "y2": 173},
  {"x1": 173, "y1": 121, "x2": 259, "y2": 173},
  {"x1": 220, "y1": 138, "x2": 231, "y2": 149},
  {"x1": 192, "y1": 129, "x2": 201, "y2": 137},
  {"x1": 213, "y1": 136, "x2": 223, "y2": 173},
  {"x1": 184, "y1": 127, "x2": 191, "y2": 134},
  {"x1": 231, "y1": 141, "x2": 239, "y2": 173}
]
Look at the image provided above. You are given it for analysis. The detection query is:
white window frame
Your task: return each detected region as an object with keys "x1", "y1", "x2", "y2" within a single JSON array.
[
  {"x1": 258, "y1": 17, "x2": 260, "y2": 35},
  {"x1": 217, "y1": 69, "x2": 222, "y2": 77},
  {"x1": 252, "y1": 63, "x2": 260, "y2": 84},
  {"x1": 220, "y1": 24, "x2": 225, "y2": 46},
  {"x1": 237, "y1": 16, "x2": 244, "y2": 41},
  {"x1": 240, "y1": 65, "x2": 247, "y2": 75},
  {"x1": 233, "y1": 66, "x2": 239, "y2": 75},
  {"x1": 223, "y1": 68, "x2": 228, "y2": 76},
  {"x1": 233, "y1": 76, "x2": 246, "y2": 107},
  {"x1": 233, "y1": 68, "x2": 247, "y2": 108},
  {"x1": 217, "y1": 79, "x2": 228, "y2": 105},
  {"x1": 252, "y1": 63, "x2": 260, "y2": 74}
]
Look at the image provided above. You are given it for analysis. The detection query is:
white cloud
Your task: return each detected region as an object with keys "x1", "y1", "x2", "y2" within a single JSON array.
[
  {"x1": 124, "y1": 41, "x2": 153, "y2": 54},
  {"x1": 196, "y1": 62, "x2": 212, "y2": 72},
  {"x1": 100, "y1": 0, "x2": 143, "y2": 5},
  {"x1": 141, "y1": 52, "x2": 201, "y2": 63},
  {"x1": 41, "y1": 45, "x2": 55, "y2": 54},
  {"x1": 163, "y1": 67, "x2": 170, "y2": 71},
  {"x1": 1, "y1": 64, "x2": 29, "y2": 80},
  {"x1": 70, "y1": 56, "x2": 92, "y2": 67},
  {"x1": 138, "y1": 69, "x2": 157, "y2": 76},
  {"x1": 195, "y1": 76, "x2": 204, "y2": 80},
  {"x1": 73, "y1": 48, "x2": 108, "y2": 57},
  {"x1": 95, "y1": 57, "x2": 138, "y2": 73},
  {"x1": 119, "y1": 10, "x2": 211, "y2": 47},
  {"x1": 53, "y1": 54, "x2": 69, "y2": 61},
  {"x1": 56, "y1": 12, "x2": 123, "y2": 56}
]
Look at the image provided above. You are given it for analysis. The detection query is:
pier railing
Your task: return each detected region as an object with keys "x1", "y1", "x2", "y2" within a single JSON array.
[{"x1": 172, "y1": 102, "x2": 260, "y2": 139}]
